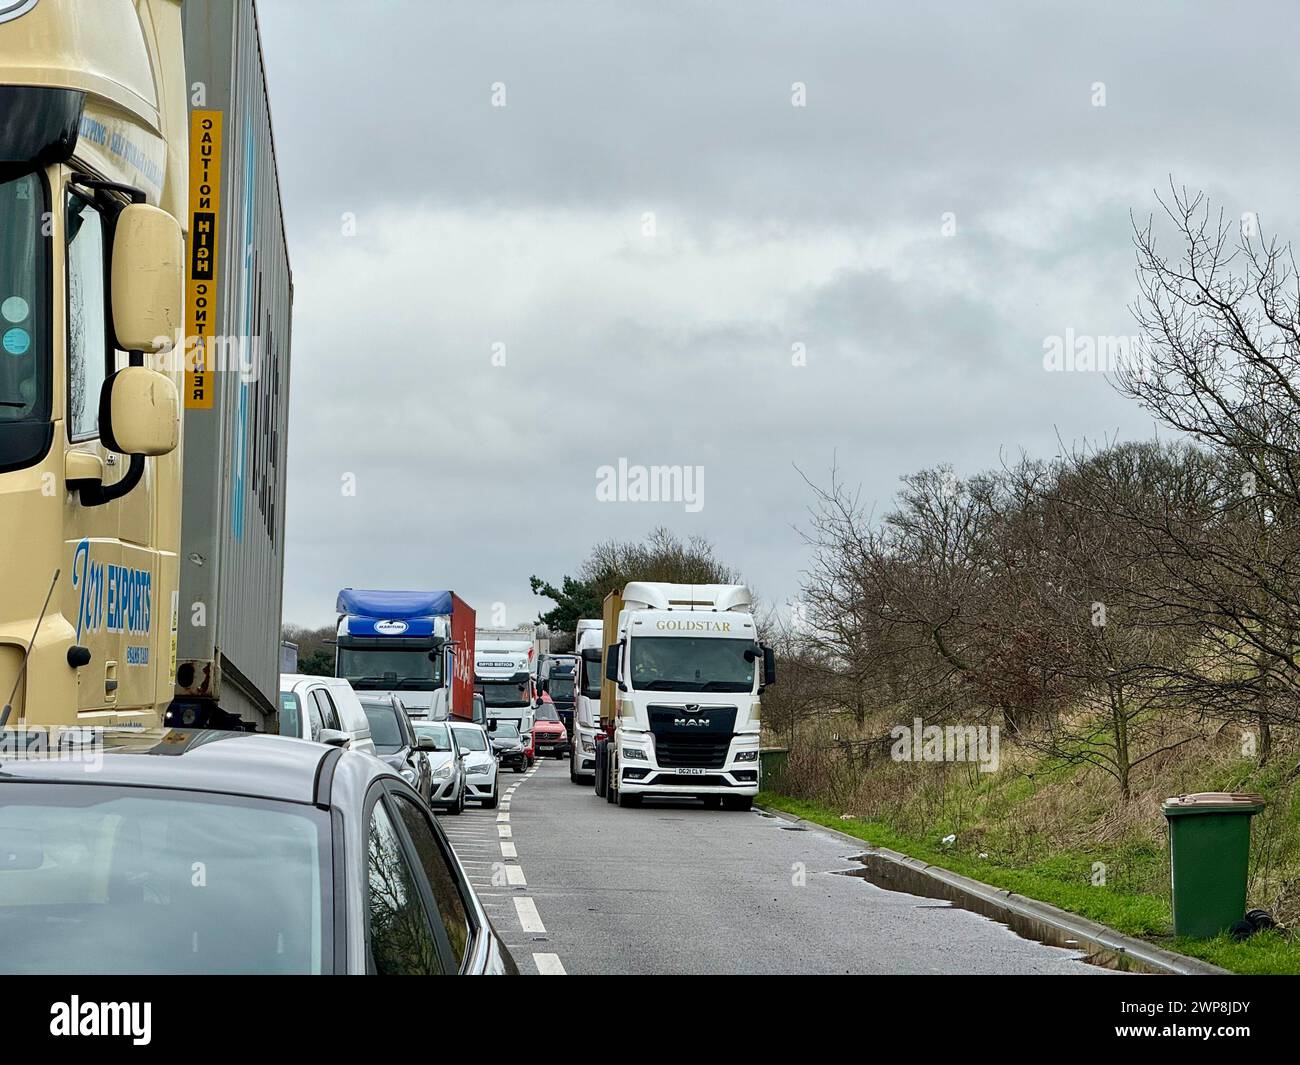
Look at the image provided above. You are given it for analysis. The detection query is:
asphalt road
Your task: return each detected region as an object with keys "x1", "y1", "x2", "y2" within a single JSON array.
[{"x1": 441, "y1": 758, "x2": 1106, "y2": 975}]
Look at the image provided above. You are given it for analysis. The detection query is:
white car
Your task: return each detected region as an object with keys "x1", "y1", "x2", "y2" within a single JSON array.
[
  {"x1": 449, "y1": 722, "x2": 499, "y2": 809},
  {"x1": 279, "y1": 674, "x2": 376, "y2": 754},
  {"x1": 413, "y1": 720, "x2": 467, "y2": 814}
]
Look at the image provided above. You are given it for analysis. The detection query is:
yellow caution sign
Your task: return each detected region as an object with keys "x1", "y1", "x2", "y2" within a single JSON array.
[{"x1": 185, "y1": 110, "x2": 223, "y2": 410}]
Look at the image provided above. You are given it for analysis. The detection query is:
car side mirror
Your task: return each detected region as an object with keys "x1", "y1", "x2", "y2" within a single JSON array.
[
  {"x1": 416, "y1": 735, "x2": 436, "y2": 751},
  {"x1": 317, "y1": 728, "x2": 349, "y2": 748}
]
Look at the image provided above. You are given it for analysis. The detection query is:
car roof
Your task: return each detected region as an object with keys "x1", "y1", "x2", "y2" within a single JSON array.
[
  {"x1": 0, "y1": 728, "x2": 336, "y2": 804},
  {"x1": 281, "y1": 673, "x2": 345, "y2": 689}
]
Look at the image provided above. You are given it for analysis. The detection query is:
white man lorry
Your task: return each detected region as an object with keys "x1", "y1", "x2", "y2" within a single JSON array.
[
  {"x1": 593, "y1": 583, "x2": 776, "y2": 809},
  {"x1": 568, "y1": 618, "x2": 603, "y2": 783},
  {"x1": 0, "y1": 0, "x2": 292, "y2": 732}
]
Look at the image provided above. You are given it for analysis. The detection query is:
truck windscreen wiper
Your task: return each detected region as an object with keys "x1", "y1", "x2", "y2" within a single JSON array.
[{"x1": 639, "y1": 679, "x2": 703, "y2": 690}]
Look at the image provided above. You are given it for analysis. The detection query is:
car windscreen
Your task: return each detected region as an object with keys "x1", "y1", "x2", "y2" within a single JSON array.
[
  {"x1": 534, "y1": 704, "x2": 560, "y2": 722},
  {"x1": 0, "y1": 784, "x2": 331, "y2": 974},
  {"x1": 362, "y1": 702, "x2": 405, "y2": 752},
  {"x1": 413, "y1": 722, "x2": 452, "y2": 752},
  {"x1": 451, "y1": 727, "x2": 487, "y2": 752},
  {"x1": 491, "y1": 722, "x2": 520, "y2": 740}
]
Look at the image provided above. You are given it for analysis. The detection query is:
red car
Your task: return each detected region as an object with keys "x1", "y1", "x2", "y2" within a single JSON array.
[{"x1": 532, "y1": 697, "x2": 570, "y2": 759}]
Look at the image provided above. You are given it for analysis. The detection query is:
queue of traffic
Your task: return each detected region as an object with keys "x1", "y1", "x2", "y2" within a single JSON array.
[{"x1": 0, "y1": 0, "x2": 775, "y2": 977}]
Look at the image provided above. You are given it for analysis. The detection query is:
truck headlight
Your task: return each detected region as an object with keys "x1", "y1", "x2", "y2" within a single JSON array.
[
  {"x1": 623, "y1": 747, "x2": 648, "y2": 761},
  {"x1": 735, "y1": 750, "x2": 759, "y2": 762}
]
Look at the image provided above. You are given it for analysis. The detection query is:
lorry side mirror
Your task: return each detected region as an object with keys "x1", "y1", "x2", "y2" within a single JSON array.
[
  {"x1": 99, "y1": 366, "x2": 180, "y2": 456},
  {"x1": 604, "y1": 645, "x2": 619, "y2": 683},
  {"x1": 111, "y1": 202, "x2": 183, "y2": 351},
  {"x1": 762, "y1": 645, "x2": 777, "y2": 688}
]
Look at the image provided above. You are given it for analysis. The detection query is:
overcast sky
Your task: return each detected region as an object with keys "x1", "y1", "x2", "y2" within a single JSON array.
[{"x1": 257, "y1": 0, "x2": 1300, "y2": 628}]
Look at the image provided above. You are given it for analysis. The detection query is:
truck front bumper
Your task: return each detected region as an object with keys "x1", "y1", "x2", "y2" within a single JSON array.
[{"x1": 617, "y1": 766, "x2": 759, "y2": 796}]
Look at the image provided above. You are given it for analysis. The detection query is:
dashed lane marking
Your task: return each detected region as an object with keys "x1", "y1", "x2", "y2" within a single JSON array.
[
  {"x1": 514, "y1": 897, "x2": 545, "y2": 933},
  {"x1": 533, "y1": 953, "x2": 566, "y2": 975}
]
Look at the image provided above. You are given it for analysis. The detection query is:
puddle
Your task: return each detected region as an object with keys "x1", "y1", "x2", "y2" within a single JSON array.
[{"x1": 837, "y1": 851, "x2": 1142, "y2": 972}]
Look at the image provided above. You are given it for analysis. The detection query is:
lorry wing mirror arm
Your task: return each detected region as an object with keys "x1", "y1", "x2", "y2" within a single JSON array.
[{"x1": 73, "y1": 453, "x2": 145, "y2": 507}]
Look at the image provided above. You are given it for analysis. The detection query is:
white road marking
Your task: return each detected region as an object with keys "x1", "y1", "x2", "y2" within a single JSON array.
[
  {"x1": 498, "y1": 824, "x2": 512, "y2": 838},
  {"x1": 533, "y1": 953, "x2": 566, "y2": 975},
  {"x1": 514, "y1": 897, "x2": 545, "y2": 933},
  {"x1": 497, "y1": 813, "x2": 510, "y2": 822},
  {"x1": 500, "y1": 842, "x2": 517, "y2": 858},
  {"x1": 505, "y1": 864, "x2": 527, "y2": 886}
]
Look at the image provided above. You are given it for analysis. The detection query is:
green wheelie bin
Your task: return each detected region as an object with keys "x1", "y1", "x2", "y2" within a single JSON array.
[
  {"x1": 1162, "y1": 792, "x2": 1264, "y2": 939},
  {"x1": 759, "y1": 747, "x2": 789, "y2": 791}
]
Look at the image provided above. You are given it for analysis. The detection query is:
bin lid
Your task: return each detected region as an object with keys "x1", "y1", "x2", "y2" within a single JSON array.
[{"x1": 1162, "y1": 791, "x2": 1264, "y2": 815}]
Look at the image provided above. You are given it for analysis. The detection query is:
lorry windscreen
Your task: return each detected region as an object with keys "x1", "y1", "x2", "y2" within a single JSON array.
[
  {"x1": 338, "y1": 647, "x2": 442, "y2": 691},
  {"x1": 478, "y1": 679, "x2": 529, "y2": 707},
  {"x1": 581, "y1": 658, "x2": 601, "y2": 697},
  {"x1": 630, "y1": 637, "x2": 756, "y2": 693},
  {"x1": 548, "y1": 676, "x2": 575, "y2": 701},
  {"x1": 0, "y1": 173, "x2": 49, "y2": 452}
]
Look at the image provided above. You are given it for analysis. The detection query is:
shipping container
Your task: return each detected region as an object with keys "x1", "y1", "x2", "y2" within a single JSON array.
[
  {"x1": 448, "y1": 593, "x2": 476, "y2": 721},
  {"x1": 599, "y1": 588, "x2": 623, "y2": 733},
  {"x1": 172, "y1": 0, "x2": 292, "y2": 729}
]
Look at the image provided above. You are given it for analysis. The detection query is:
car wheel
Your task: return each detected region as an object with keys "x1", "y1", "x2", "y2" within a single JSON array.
[
  {"x1": 570, "y1": 750, "x2": 581, "y2": 784},
  {"x1": 514, "y1": 764, "x2": 525, "y2": 774},
  {"x1": 617, "y1": 790, "x2": 641, "y2": 808},
  {"x1": 448, "y1": 787, "x2": 463, "y2": 815},
  {"x1": 700, "y1": 795, "x2": 722, "y2": 808},
  {"x1": 722, "y1": 796, "x2": 753, "y2": 811},
  {"x1": 482, "y1": 789, "x2": 498, "y2": 809}
]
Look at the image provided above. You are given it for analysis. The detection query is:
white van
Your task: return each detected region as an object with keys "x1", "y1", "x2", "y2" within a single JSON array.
[{"x1": 278, "y1": 674, "x2": 376, "y2": 754}]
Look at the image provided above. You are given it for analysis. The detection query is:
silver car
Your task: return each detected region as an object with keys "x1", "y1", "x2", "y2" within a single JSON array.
[
  {"x1": 449, "y1": 722, "x2": 499, "y2": 809},
  {"x1": 413, "y1": 721, "x2": 466, "y2": 814}
]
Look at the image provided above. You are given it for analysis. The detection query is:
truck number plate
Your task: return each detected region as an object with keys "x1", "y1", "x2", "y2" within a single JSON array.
[{"x1": 677, "y1": 768, "x2": 708, "y2": 776}]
